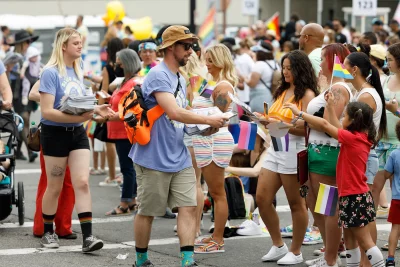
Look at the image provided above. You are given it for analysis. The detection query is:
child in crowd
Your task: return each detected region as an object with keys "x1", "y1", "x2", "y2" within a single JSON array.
[
  {"x1": 20, "y1": 46, "x2": 41, "y2": 105},
  {"x1": 383, "y1": 121, "x2": 400, "y2": 267},
  {"x1": 283, "y1": 92, "x2": 385, "y2": 267}
]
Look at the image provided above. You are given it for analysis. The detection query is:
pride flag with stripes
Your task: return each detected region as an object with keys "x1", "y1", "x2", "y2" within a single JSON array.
[
  {"x1": 238, "y1": 121, "x2": 257, "y2": 150},
  {"x1": 315, "y1": 183, "x2": 338, "y2": 216},
  {"x1": 198, "y1": 6, "x2": 216, "y2": 47},
  {"x1": 333, "y1": 55, "x2": 353, "y2": 79}
]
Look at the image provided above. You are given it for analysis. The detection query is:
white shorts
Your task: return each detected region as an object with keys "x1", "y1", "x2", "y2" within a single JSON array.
[{"x1": 262, "y1": 149, "x2": 298, "y2": 174}]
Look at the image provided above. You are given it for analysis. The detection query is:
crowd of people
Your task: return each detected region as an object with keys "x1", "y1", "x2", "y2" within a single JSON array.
[{"x1": 1, "y1": 12, "x2": 400, "y2": 267}]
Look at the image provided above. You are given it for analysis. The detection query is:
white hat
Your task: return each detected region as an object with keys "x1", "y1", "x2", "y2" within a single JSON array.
[{"x1": 25, "y1": 46, "x2": 40, "y2": 59}]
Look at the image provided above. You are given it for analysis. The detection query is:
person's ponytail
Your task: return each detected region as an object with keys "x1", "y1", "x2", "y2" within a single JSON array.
[{"x1": 369, "y1": 65, "x2": 387, "y2": 140}]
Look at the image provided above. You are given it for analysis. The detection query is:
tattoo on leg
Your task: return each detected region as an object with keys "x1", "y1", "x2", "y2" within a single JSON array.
[{"x1": 51, "y1": 165, "x2": 64, "y2": 177}]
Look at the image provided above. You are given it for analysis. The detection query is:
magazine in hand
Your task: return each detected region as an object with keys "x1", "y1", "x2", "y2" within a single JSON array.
[
  {"x1": 227, "y1": 92, "x2": 267, "y2": 122},
  {"x1": 184, "y1": 107, "x2": 236, "y2": 136},
  {"x1": 59, "y1": 94, "x2": 97, "y2": 115}
]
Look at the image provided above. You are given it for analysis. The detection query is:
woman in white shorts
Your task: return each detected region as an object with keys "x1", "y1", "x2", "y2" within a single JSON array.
[{"x1": 256, "y1": 50, "x2": 319, "y2": 265}]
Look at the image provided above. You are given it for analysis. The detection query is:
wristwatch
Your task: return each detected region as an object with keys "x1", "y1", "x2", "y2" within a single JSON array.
[{"x1": 298, "y1": 111, "x2": 304, "y2": 119}]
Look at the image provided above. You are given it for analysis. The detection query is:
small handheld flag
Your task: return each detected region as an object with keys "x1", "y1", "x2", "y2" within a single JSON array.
[
  {"x1": 333, "y1": 56, "x2": 353, "y2": 79},
  {"x1": 238, "y1": 121, "x2": 257, "y2": 150},
  {"x1": 228, "y1": 124, "x2": 240, "y2": 144},
  {"x1": 314, "y1": 183, "x2": 338, "y2": 216},
  {"x1": 199, "y1": 81, "x2": 216, "y2": 98},
  {"x1": 189, "y1": 76, "x2": 208, "y2": 93}
]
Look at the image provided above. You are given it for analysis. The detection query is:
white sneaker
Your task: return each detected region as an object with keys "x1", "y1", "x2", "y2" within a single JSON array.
[
  {"x1": 309, "y1": 257, "x2": 338, "y2": 267},
  {"x1": 173, "y1": 225, "x2": 177, "y2": 232},
  {"x1": 339, "y1": 251, "x2": 346, "y2": 258},
  {"x1": 313, "y1": 247, "x2": 325, "y2": 256},
  {"x1": 306, "y1": 256, "x2": 324, "y2": 266},
  {"x1": 261, "y1": 244, "x2": 289, "y2": 262},
  {"x1": 277, "y1": 252, "x2": 304, "y2": 265}
]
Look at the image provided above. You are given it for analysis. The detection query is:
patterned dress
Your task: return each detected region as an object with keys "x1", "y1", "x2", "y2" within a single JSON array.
[{"x1": 192, "y1": 80, "x2": 235, "y2": 168}]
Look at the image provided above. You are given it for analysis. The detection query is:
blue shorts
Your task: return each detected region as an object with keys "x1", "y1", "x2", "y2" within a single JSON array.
[{"x1": 365, "y1": 150, "x2": 378, "y2": 185}]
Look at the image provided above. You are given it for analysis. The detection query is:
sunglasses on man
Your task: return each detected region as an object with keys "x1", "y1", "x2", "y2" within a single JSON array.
[{"x1": 175, "y1": 41, "x2": 193, "y2": 51}]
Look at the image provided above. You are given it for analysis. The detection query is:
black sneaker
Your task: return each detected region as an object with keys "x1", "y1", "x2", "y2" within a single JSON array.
[
  {"x1": 82, "y1": 235, "x2": 103, "y2": 253},
  {"x1": 40, "y1": 232, "x2": 60, "y2": 248},
  {"x1": 29, "y1": 152, "x2": 38, "y2": 163},
  {"x1": 386, "y1": 260, "x2": 395, "y2": 267},
  {"x1": 162, "y1": 208, "x2": 176, "y2": 219},
  {"x1": 133, "y1": 260, "x2": 154, "y2": 267}
]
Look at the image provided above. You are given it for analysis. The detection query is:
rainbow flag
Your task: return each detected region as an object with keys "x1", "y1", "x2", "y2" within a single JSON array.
[
  {"x1": 238, "y1": 121, "x2": 257, "y2": 150},
  {"x1": 189, "y1": 76, "x2": 208, "y2": 93},
  {"x1": 333, "y1": 55, "x2": 353, "y2": 79},
  {"x1": 314, "y1": 183, "x2": 338, "y2": 216},
  {"x1": 198, "y1": 6, "x2": 216, "y2": 47},
  {"x1": 266, "y1": 12, "x2": 280, "y2": 40}
]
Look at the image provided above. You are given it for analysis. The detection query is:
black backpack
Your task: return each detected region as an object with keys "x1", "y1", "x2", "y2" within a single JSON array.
[{"x1": 224, "y1": 176, "x2": 246, "y2": 219}]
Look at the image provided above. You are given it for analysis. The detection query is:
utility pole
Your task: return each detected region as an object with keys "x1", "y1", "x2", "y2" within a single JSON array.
[{"x1": 190, "y1": 0, "x2": 196, "y2": 33}]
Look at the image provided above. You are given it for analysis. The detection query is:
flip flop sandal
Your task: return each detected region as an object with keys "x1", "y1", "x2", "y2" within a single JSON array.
[
  {"x1": 381, "y1": 242, "x2": 400, "y2": 251},
  {"x1": 195, "y1": 236, "x2": 213, "y2": 246},
  {"x1": 129, "y1": 203, "x2": 138, "y2": 211},
  {"x1": 105, "y1": 206, "x2": 131, "y2": 216},
  {"x1": 194, "y1": 240, "x2": 225, "y2": 254}
]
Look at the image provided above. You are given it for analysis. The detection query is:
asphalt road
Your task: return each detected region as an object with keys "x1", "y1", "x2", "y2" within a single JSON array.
[{"x1": 0, "y1": 110, "x2": 396, "y2": 267}]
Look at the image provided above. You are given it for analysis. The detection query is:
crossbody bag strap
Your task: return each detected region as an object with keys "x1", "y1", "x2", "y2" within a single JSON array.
[{"x1": 304, "y1": 122, "x2": 310, "y2": 146}]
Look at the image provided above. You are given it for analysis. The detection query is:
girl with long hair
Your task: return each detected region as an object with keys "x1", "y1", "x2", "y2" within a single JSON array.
[
  {"x1": 39, "y1": 28, "x2": 111, "y2": 252},
  {"x1": 193, "y1": 44, "x2": 237, "y2": 254},
  {"x1": 256, "y1": 50, "x2": 318, "y2": 265},
  {"x1": 284, "y1": 99, "x2": 385, "y2": 267}
]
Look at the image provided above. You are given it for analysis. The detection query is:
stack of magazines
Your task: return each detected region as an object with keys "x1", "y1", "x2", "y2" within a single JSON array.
[{"x1": 59, "y1": 94, "x2": 97, "y2": 115}]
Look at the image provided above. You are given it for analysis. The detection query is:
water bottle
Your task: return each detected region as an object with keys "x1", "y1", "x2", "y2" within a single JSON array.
[{"x1": 30, "y1": 122, "x2": 38, "y2": 134}]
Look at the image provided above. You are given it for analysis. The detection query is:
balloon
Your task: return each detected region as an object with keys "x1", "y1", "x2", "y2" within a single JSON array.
[
  {"x1": 129, "y1": 17, "x2": 153, "y2": 40},
  {"x1": 103, "y1": 0, "x2": 125, "y2": 26}
]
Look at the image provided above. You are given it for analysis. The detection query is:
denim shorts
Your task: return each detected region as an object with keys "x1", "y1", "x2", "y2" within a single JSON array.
[
  {"x1": 376, "y1": 142, "x2": 400, "y2": 171},
  {"x1": 365, "y1": 150, "x2": 378, "y2": 185}
]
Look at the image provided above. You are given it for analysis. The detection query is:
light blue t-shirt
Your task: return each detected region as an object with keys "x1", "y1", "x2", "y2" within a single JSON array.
[
  {"x1": 39, "y1": 66, "x2": 87, "y2": 127},
  {"x1": 384, "y1": 149, "x2": 400, "y2": 200},
  {"x1": 0, "y1": 61, "x2": 5, "y2": 75},
  {"x1": 128, "y1": 61, "x2": 191, "y2": 173}
]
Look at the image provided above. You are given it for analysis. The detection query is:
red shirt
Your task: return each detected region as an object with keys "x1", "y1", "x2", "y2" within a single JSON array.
[
  {"x1": 107, "y1": 78, "x2": 137, "y2": 140},
  {"x1": 336, "y1": 129, "x2": 372, "y2": 197}
]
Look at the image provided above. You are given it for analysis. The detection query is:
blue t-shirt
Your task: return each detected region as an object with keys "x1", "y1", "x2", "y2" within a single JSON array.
[
  {"x1": 384, "y1": 149, "x2": 400, "y2": 200},
  {"x1": 0, "y1": 61, "x2": 5, "y2": 75},
  {"x1": 39, "y1": 66, "x2": 87, "y2": 127},
  {"x1": 128, "y1": 61, "x2": 191, "y2": 172}
]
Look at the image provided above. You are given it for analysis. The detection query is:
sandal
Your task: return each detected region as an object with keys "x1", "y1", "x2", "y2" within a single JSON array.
[
  {"x1": 129, "y1": 203, "x2": 138, "y2": 212},
  {"x1": 194, "y1": 240, "x2": 225, "y2": 254},
  {"x1": 381, "y1": 242, "x2": 400, "y2": 251},
  {"x1": 90, "y1": 169, "x2": 103, "y2": 175},
  {"x1": 105, "y1": 205, "x2": 131, "y2": 216},
  {"x1": 194, "y1": 236, "x2": 213, "y2": 246},
  {"x1": 99, "y1": 177, "x2": 122, "y2": 187}
]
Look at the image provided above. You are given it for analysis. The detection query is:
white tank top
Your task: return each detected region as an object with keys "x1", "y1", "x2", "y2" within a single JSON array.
[
  {"x1": 307, "y1": 82, "x2": 353, "y2": 146},
  {"x1": 353, "y1": 87, "x2": 382, "y2": 134}
]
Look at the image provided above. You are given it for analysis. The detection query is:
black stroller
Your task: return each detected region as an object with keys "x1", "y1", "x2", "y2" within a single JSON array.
[{"x1": 0, "y1": 111, "x2": 25, "y2": 225}]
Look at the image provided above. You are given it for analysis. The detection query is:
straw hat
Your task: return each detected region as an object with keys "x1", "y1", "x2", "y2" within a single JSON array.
[{"x1": 370, "y1": 44, "x2": 386, "y2": 60}]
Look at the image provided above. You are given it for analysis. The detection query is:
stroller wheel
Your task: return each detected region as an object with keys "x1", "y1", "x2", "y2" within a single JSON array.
[{"x1": 17, "y1": 182, "x2": 24, "y2": 225}]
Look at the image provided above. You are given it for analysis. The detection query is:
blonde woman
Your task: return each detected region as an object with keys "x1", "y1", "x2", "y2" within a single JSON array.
[
  {"x1": 39, "y1": 28, "x2": 111, "y2": 252},
  {"x1": 193, "y1": 44, "x2": 237, "y2": 254}
]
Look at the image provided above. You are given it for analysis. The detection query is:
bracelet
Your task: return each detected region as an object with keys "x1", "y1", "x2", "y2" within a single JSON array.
[
  {"x1": 395, "y1": 109, "x2": 400, "y2": 117},
  {"x1": 298, "y1": 111, "x2": 303, "y2": 119}
]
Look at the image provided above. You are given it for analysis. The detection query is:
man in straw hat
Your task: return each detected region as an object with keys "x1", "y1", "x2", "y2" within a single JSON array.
[{"x1": 129, "y1": 25, "x2": 229, "y2": 267}]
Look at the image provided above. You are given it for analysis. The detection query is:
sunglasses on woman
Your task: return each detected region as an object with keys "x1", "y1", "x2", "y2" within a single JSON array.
[{"x1": 175, "y1": 41, "x2": 193, "y2": 51}]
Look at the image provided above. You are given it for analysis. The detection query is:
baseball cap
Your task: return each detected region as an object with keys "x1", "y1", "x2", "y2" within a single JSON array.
[
  {"x1": 158, "y1": 25, "x2": 198, "y2": 50},
  {"x1": 372, "y1": 18, "x2": 383, "y2": 26},
  {"x1": 370, "y1": 44, "x2": 386, "y2": 60},
  {"x1": 250, "y1": 40, "x2": 273, "y2": 53}
]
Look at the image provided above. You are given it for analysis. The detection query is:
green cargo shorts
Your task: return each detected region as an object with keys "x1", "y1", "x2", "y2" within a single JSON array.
[{"x1": 308, "y1": 144, "x2": 340, "y2": 177}]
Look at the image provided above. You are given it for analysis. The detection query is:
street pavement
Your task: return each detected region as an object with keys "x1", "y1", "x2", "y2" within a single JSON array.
[{"x1": 0, "y1": 111, "x2": 397, "y2": 267}]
